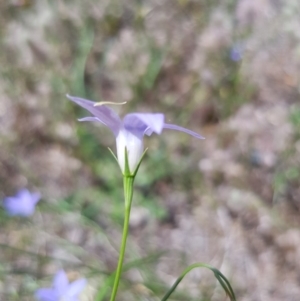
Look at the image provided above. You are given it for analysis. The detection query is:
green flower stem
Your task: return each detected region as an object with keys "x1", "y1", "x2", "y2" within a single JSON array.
[{"x1": 109, "y1": 175, "x2": 134, "y2": 301}]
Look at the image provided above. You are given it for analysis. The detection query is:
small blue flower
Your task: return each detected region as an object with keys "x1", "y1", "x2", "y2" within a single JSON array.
[
  {"x1": 67, "y1": 95, "x2": 204, "y2": 174},
  {"x1": 230, "y1": 43, "x2": 244, "y2": 62},
  {"x1": 3, "y1": 189, "x2": 40, "y2": 217},
  {"x1": 35, "y1": 270, "x2": 86, "y2": 301}
]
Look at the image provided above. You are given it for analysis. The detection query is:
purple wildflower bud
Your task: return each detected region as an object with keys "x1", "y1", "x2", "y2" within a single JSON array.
[
  {"x1": 67, "y1": 95, "x2": 204, "y2": 174},
  {"x1": 230, "y1": 43, "x2": 244, "y2": 62},
  {"x1": 3, "y1": 189, "x2": 40, "y2": 217},
  {"x1": 35, "y1": 270, "x2": 86, "y2": 301}
]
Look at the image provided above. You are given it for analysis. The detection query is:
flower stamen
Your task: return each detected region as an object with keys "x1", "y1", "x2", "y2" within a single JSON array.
[{"x1": 94, "y1": 101, "x2": 127, "y2": 107}]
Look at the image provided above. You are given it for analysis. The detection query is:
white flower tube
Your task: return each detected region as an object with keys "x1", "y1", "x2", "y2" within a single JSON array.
[{"x1": 116, "y1": 129, "x2": 144, "y2": 174}]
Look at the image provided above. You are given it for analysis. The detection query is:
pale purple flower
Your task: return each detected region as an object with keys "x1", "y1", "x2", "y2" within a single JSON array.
[
  {"x1": 230, "y1": 43, "x2": 244, "y2": 62},
  {"x1": 67, "y1": 95, "x2": 204, "y2": 174},
  {"x1": 35, "y1": 270, "x2": 86, "y2": 301},
  {"x1": 3, "y1": 189, "x2": 40, "y2": 217}
]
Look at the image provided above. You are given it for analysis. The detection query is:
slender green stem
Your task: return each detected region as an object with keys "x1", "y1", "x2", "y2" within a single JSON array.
[{"x1": 109, "y1": 175, "x2": 134, "y2": 301}]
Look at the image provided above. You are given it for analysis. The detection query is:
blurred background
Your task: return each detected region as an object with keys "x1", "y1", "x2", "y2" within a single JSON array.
[{"x1": 1, "y1": 0, "x2": 300, "y2": 300}]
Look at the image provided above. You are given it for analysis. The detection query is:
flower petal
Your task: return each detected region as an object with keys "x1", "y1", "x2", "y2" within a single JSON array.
[
  {"x1": 64, "y1": 279, "x2": 87, "y2": 298},
  {"x1": 20, "y1": 189, "x2": 40, "y2": 209},
  {"x1": 116, "y1": 129, "x2": 144, "y2": 173},
  {"x1": 16, "y1": 188, "x2": 31, "y2": 199},
  {"x1": 3, "y1": 189, "x2": 41, "y2": 217},
  {"x1": 67, "y1": 95, "x2": 121, "y2": 136},
  {"x1": 123, "y1": 113, "x2": 165, "y2": 136},
  {"x1": 163, "y1": 123, "x2": 205, "y2": 139},
  {"x1": 78, "y1": 117, "x2": 103, "y2": 123},
  {"x1": 3, "y1": 197, "x2": 20, "y2": 216},
  {"x1": 53, "y1": 270, "x2": 69, "y2": 294},
  {"x1": 35, "y1": 288, "x2": 58, "y2": 301}
]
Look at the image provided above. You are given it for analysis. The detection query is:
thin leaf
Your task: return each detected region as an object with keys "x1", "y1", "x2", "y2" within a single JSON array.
[{"x1": 160, "y1": 263, "x2": 236, "y2": 301}]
